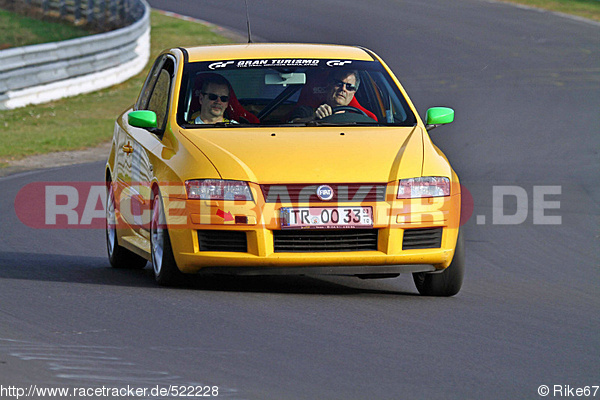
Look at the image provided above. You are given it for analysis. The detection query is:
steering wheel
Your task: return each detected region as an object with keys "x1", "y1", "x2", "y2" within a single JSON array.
[{"x1": 331, "y1": 106, "x2": 369, "y2": 117}]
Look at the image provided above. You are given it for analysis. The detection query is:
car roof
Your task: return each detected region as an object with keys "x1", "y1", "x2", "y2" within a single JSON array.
[{"x1": 182, "y1": 43, "x2": 376, "y2": 62}]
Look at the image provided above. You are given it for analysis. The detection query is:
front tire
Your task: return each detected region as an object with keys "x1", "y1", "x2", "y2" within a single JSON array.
[
  {"x1": 151, "y1": 190, "x2": 184, "y2": 286},
  {"x1": 106, "y1": 181, "x2": 147, "y2": 269},
  {"x1": 413, "y1": 231, "x2": 465, "y2": 296}
]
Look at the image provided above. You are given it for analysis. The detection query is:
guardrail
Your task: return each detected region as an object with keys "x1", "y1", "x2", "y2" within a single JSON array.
[{"x1": 0, "y1": 0, "x2": 150, "y2": 110}]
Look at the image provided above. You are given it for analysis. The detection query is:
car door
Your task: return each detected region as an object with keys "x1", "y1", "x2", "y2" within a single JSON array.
[{"x1": 116, "y1": 54, "x2": 176, "y2": 235}]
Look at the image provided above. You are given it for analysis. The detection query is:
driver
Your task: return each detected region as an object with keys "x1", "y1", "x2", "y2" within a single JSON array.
[
  {"x1": 290, "y1": 70, "x2": 361, "y2": 121},
  {"x1": 316, "y1": 70, "x2": 360, "y2": 119}
]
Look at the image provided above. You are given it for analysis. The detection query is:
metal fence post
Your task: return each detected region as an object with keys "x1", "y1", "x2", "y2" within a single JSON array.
[
  {"x1": 99, "y1": 0, "x2": 106, "y2": 26},
  {"x1": 74, "y1": 0, "x2": 82, "y2": 22},
  {"x1": 119, "y1": 0, "x2": 125, "y2": 25},
  {"x1": 86, "y1": 0, "x2": 94, "y2": 24},
  {"x1": 59, "y1": 0, "x2": 66, "y2": 18}
]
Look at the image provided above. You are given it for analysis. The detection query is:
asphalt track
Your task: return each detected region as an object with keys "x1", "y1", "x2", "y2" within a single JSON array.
[{"x1": 1, "y1": 1, "x2": 598, "y2": 399}]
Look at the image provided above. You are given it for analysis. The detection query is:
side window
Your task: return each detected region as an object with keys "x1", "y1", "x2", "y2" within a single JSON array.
[
  {"x1": 136, "y1": 57, "x2": 164, "y2": 110},
  {"x1": 368, "y1": 72, "x2": 412, "y2": 124},
  {"x1": 147, "y1": 68, "x2": 172, "y2": 130},
  {"x1": 137, "y1": 56, "x2": 176, "y2": 131}
]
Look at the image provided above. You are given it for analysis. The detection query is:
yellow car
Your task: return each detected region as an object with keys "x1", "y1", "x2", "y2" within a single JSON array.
[{"x1": 105, "y1": 43, "x2": 464, "y2": 296}]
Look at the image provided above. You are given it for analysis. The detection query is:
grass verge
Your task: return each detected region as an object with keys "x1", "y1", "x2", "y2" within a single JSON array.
[
  {"x1": 0, "y1": 10, "x2": 234, "y2": 162},
  {"x1": 497, "y1": 0, "x2": 600, "y2": 22},
  {"x1": 0, "y1": 8, "x2": 93, "y2": 49}
]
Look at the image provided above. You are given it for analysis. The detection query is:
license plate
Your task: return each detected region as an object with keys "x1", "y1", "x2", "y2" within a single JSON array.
[{"x1": 280, "y1": 207, "x2": 373, "y2": 229}]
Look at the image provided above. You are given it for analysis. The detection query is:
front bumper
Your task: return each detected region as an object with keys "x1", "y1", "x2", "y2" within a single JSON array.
[{"x1": 162, "y1": 185, "x2": 462, "y2": 275}]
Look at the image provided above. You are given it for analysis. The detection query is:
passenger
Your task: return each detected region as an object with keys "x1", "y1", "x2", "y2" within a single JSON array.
[{"x1": 191, "y1": 75, "x2": 236, "y2": 124}]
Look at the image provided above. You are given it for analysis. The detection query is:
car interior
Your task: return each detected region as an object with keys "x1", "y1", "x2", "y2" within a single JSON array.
[{"x1": 179, "y1": 66, "x2": 416, "y2": 126}]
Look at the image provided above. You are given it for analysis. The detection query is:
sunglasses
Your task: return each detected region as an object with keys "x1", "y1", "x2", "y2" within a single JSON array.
[
  {"x1": 202, "y1": 92, "x2": 229, "y2": 102},
  {"x1": 332, "y1": 79, "x2": 357, "y2": 92}
]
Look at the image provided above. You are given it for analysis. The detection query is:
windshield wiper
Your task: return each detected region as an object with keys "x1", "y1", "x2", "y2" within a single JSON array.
[
  {"x1": 305, "y1": 121, "x2": 380, "y2": 127},
  {"x1": 183, "y1": 122, "x2": 257, "y2": 128}
]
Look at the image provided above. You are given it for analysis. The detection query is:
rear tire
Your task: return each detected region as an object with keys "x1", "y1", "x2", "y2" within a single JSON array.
[
  {"x1": 150, "y1": 190, "x2": 184, "y2": 286},
  {"x1": 413, "y1": 231, "x2": 465, "y2": 296},
  {"x1": 106, "y1": 181, "x2": 147, "y2": 269}
]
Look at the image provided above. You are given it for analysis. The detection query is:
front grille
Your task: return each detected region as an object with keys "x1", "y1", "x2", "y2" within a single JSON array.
[
  {"x1": 273, "y1": 229, "x2": 378, "y2": 252},
  {"x1": 261, "y1": 183, "x2": 386, "y2": 203},
  {"x1": 402, "y1": 228, "x2": 443, "y2": 250},
  {"x1": 198, "y1": 230, "x2": 247, "y2": 252}
]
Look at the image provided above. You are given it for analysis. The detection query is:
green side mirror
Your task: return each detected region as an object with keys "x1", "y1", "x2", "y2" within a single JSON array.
[
  {"x1": 425, "y1": 107, "x2": 454, "y2": 130},
  {"x1": 128, "y1": 110, "x2": 157, "y2": 129}
]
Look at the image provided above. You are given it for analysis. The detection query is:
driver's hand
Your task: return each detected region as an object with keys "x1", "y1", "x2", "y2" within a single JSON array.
[{"x1": 315, "y1": 104, "x2": 333, "y2": 119}]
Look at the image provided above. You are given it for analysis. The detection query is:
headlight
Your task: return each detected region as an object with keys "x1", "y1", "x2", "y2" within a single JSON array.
[
  {"x1": 185, "y1": 179, "x2": 253, "y2": 201},
  {"x1": 397, "y1": 177, "x2": 450, "y2": 199}
]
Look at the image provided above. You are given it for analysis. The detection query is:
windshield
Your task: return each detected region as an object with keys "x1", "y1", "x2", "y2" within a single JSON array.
[{"x1": 177, "y1": 59, "x2": 417, "y2": 127}]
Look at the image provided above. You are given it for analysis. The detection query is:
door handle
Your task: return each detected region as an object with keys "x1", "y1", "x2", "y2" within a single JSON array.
[{"x1": 122, "y1": 143, "x2": 134, "y2": 154}]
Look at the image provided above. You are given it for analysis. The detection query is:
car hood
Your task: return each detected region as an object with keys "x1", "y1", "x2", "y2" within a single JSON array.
[{"x1": 179, "y1": 126, "x2": 424, "y2": 183}]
